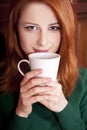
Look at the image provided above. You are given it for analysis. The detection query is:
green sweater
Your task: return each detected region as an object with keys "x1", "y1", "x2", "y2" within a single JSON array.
[{"x1": 0, "y1": 68, "x2": 87, "y2": 130}]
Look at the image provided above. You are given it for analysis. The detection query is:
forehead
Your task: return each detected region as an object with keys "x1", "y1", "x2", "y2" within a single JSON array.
[{"x1": 19, "y1": 2, "x2": 57, "y2": 23}]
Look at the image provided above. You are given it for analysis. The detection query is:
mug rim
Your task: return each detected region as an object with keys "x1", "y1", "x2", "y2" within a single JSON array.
[{"x1": 28, "y1": 52, "x2": 60, "y2": 59}]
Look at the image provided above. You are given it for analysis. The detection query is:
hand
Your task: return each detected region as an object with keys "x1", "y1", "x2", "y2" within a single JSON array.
[
  {"x1": 39, "y1": 81, "x2": 68, "y2": 112},
  {"x1": 16, "y1": 69, "x2": 51, "y2": 117}
]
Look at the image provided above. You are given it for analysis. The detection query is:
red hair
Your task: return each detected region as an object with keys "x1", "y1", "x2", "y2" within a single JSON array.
[{"x1": 0, "y1": 0, "x2": 79, "y2": 96}]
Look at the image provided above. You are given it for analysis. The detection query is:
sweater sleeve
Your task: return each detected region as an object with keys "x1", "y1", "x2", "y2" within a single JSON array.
[
  {"x1": 55, "y1": 103, "x2": 85, "y2": 130},
  {"x1": 54, "y1": 68, "x2": 87, "y2": 130},
  {"x1": 8, "y1": 113, "x2": 30, "y2": 130}
]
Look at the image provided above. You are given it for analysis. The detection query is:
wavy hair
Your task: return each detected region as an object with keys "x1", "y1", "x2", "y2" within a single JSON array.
[{"x1": 0, "y1": 0, "x2": 79, "y2": 96}]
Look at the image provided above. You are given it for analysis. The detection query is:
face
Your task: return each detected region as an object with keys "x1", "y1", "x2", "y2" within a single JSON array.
[{"x1": 18, "y1": 2, "x2": 61, "y2": 55}]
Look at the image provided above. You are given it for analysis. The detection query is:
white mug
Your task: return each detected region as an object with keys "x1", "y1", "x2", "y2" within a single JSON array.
[{"x1": 17, "y1": 52, "x2": 61, "y2": 81}]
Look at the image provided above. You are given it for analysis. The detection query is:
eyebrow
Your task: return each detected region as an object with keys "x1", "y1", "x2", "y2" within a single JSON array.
[
  {"x1": 23, "y1": 22, "x2": 38, "y2": 26},
  {"x1": 49, "y1": 23, "x2": 60, "y2": 26},
  {"x1": 23, "y1": 22, "x2": 60, "y2": 26}
]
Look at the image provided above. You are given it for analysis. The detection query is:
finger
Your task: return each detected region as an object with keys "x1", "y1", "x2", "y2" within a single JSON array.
[
  {"x1": 21, "y1": 86, "x2": 53, "y2": 98},
  {"x1": 28, "y1": 95, "x2": 48, "y2": 104},
  {"x1": 46, "y1": 81, "x2": 59, "y2": 87},
  {"x1": 47, "y1": 81, "x2": 62, "y2": 92},
  {"x1": 20, "y1": 69, "x2": 42, "y2": 86},
  {"x1": 42, "y1": 85, "x2": 62, "y2": 95},
  {"x1": 20, "y1": 77, "x2": 51, "y2": 92}
]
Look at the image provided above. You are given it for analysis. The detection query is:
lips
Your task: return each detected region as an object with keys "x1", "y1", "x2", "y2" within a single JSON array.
[{"x1": 33, "y1": 48, "x2": 49, "y2": 53}]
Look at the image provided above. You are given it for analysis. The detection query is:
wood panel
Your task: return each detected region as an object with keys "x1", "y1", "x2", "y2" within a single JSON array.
[
  {"x1": 0, "y1": 1, "x2": 11, "y2": 36},
  {"x1": 77, "y1": 19, "x2": 87, "y2": 68},
  {"x1": 73, "y1": 2, "x2": 87, "y2": 68}
]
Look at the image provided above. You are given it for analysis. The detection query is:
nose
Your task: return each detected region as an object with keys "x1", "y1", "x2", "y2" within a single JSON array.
[{"x1": 37, "y1": 30, "x2": 47, "y2": 46}]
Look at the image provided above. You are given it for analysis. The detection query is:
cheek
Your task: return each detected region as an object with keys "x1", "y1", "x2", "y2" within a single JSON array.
[
  {"x1": 49, "y1": 32, "x2": 61, "y2": 48},
  {"x1": 18, "y1": 32, "x2": 38, "y2": 53},
  {"x1": 55, "y1": 34, "x2": 61, "y2": 48},
  {"x1": 49, "y1": 31, "x2": 61, "y2": 42},
  {"x1": 19, "y1": 31, "x2": 38, "y2": 45},
  {"x1": 18, "y1": 33, "x2": 29, "y2": 53}
]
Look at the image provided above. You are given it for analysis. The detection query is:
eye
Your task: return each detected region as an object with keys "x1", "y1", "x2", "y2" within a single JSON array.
[
  {"x1": 49, "y1": 26, "x2": 61, "y2": 31},
  {"x1": 25, "y1": 26, "x2": 39, "y2": 31}
]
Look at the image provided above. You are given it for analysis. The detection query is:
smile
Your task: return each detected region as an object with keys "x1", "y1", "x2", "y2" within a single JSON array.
[{"x1": 33, "y1": 48, "x2": 49, "y2": 53}]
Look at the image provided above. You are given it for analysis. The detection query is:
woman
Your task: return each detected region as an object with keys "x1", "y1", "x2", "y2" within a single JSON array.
[{"x1": 0, "y1": 0, "x2": 87, "y2": 130}]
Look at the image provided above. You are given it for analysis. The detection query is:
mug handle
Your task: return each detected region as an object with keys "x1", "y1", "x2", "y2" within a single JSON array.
[{"x1": 17, "y1": 59, "x2": 30, "y2": 76}]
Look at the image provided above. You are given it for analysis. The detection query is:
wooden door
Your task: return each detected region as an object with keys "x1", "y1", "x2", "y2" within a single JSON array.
[{"x1": 70, "y1": 0, "x2": 87, "y2": 68}]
